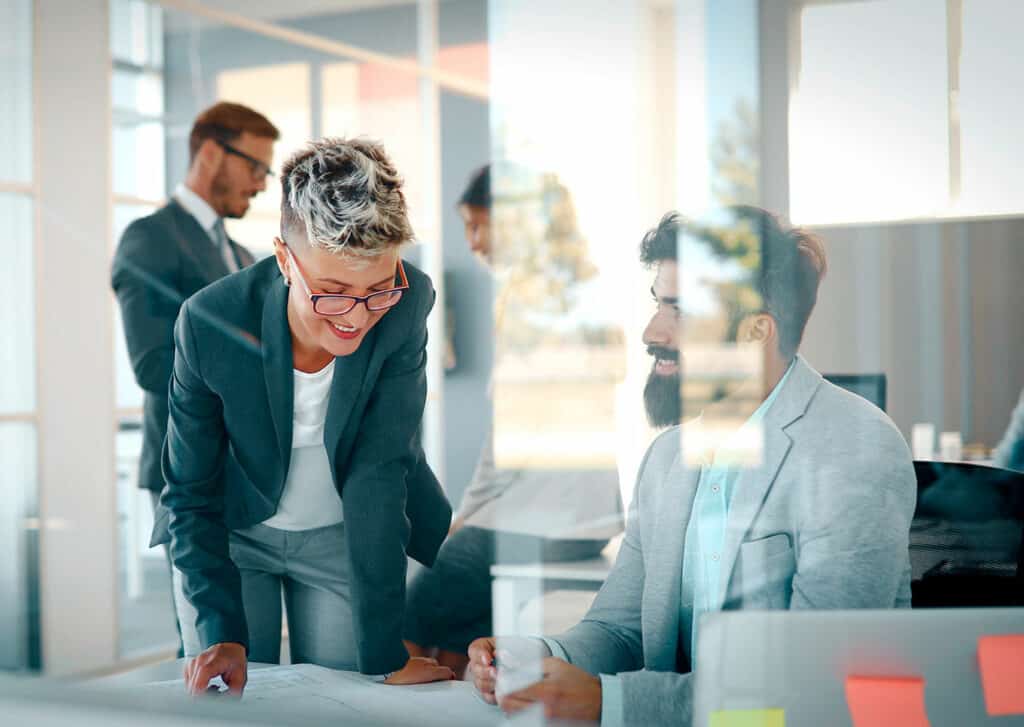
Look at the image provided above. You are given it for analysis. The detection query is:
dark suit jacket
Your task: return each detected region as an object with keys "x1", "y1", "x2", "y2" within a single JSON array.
[
  {"x1": 111, "y1": 200, "x2": 255, "y2": 493},
  {"x1": 156, "y1": 255, "x2": 451, "y2": 675}
]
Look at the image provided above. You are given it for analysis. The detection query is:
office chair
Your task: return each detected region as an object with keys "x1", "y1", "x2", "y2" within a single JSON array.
[
  {"x1": 823, "y1": 373, "x2": 887, "y2": 412},
  {"x1": 910, "y1": 460, "x2": 1024, "y2": 607}
]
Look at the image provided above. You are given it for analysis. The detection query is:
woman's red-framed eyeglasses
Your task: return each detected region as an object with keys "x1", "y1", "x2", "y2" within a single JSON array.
[{"x1": 279, "y1": 238, "x2": 409, "y2": 316}]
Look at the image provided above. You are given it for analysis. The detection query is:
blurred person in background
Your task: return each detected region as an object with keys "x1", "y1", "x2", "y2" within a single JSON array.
[
  {"x1": 404, "y1": 164, "x2": 623, "y2": 678},
  {"x1": 158, "y1": 138, "x2": 453, "y2": 695},
  {"x1": 468, "y1": 207, "x2": 916, "y2": 726},
  {"x1": 111, "y1": 101, "x2": 280, "y2": 655}
]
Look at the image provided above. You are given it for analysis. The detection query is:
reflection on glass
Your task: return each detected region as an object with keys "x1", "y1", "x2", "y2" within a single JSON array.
[
  {"x1": 110, "y1": 0, "x2": 163, "y2": 68},
  {"x1": 958, "y1": 0, "x2": 1024, "y2": 217},
  {"x1": 112, "y1": 67, "x2": 165, "y2": 117},
  {"x1": 0, "y1": 0, "x2": 32, "y2": 184},
  {"x1": 217, "y1": 62, "x2": 310, "y2": 257},
  {"x1": 0, "y1": 193, "x2": 35, "y2": 415},
  {"x1": 790, "y1": 0, "x2": 948, "y2": 224},
  {"x1": 113, "y1": 121, "x2": 167, "y2": 200},
  {"x1": 117, "y1": 418, "x2": 177, "y2": 658},
  {"x1": 0, "y1": 423, "x2": 38, "y2": 671},
  {"x1": 322, "y1": 61, "x2": 423, "y2": 235}
]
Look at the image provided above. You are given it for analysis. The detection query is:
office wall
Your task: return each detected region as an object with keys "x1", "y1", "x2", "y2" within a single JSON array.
[
  {"x1": 801, "y1": 217, "x2": 1024, "y2": 448},
  {"x1": 162, "y1": 0, "x2": 491, "y2": 508},
  {"x1": 758, "y1": 1, "x2": 1024, "y2": 451}
]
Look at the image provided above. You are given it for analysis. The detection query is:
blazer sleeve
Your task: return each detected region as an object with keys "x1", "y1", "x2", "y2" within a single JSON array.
[
  {"x1": 161, "y1": 300, "x2": 249, "y2": 652},
  {"x1": 341, "y1": 283, "x2": 442, "y2": 675},
  {"x1": 111, "y1": 219, "x2": 182, "y2": 394},
  {"x1": 789, "y1": 420, "x2": 917, "y2": 609},
  {"x1": 544, "y1": 440, "x2": 656, "y2": 676}
]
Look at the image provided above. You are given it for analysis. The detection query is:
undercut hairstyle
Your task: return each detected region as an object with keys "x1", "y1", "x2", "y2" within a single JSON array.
[
  {"x1": 280, "y1": 137, "x2": 414, "y2": 258},
  {"x1": 188, "y1": 102, "x2": 280, "y2": 163},
  {"x1": 639, "y1": 207, "x2": 828, "y2": 359},
  {"x1": 458, "y1": 165, "x2": 491, "y2": 209}
]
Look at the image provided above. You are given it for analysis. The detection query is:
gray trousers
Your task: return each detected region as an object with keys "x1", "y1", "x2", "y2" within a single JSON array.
[{"x1": 173, "y1": 521, "x2": 357, "y2": 669}]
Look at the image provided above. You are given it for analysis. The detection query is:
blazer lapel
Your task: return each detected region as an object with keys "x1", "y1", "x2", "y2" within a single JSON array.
[
  {"x1": 715, "y1": 356, "x2": 822, "y2": 606},
  {"x1": 261, "y1": 279, "x2": 294, "y2": 472},
  {"x1": 168, "y1": 200, "x2": 230, "y2": 282},
  {"x1": 645, "y1": 447, "x2": 700, "y2": 671},
  {"x1": 715, "y1": 425, "x2": 792, "y2": 607},
  {"x1": 323, "y1": 331, "x2": 374, "y2": 475}
]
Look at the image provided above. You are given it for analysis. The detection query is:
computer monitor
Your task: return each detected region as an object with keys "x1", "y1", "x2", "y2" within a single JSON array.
[
  {"x1": 824, "y1": 373, "x2": 887, "y2": 412},
  {"x1": 694, "y1": 608, "x2": 1024, "y2": 727}
]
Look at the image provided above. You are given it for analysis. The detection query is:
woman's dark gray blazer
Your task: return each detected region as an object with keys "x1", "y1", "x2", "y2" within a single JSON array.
[{"x1": 152, "y1": 255, "x2": 451, "y2": 675}]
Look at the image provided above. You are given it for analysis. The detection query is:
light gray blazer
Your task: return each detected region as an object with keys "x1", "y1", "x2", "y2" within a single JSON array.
[{"x1": 546, "y1": 355, "x2": 916, "y2": 726}]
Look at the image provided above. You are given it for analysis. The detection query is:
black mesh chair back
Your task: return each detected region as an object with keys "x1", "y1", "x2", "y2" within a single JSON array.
[{"x1": 910, "y1": 460, "x2": 1024, "y2": 607}]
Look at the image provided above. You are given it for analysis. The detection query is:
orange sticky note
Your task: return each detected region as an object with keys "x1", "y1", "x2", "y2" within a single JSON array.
[
  {"x1": 978, "y1": 634, "x2": 1024, "y2": 716},
  {"x1": 845, "y1": 676, "x2": 930, "y2": 727}
]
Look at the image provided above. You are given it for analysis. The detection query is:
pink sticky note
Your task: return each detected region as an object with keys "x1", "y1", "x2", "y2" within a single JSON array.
[
  {"x1": 845, "y1": 676, "x2": 931, "y2": 727},
  {"x1": 978, "y1": 634, "x2": 1024, "y2": 716}
]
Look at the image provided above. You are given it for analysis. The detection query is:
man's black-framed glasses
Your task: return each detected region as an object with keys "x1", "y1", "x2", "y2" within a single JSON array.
[
  {"x1": 281, "y1": 240, "x2": 409, "y2": 316},
  {"x1": 217, "y1": 140, "x2": 275, "y2": 180}
]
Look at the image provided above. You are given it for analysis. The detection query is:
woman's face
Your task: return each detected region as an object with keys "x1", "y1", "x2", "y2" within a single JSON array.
[{"x1": 275, "y1": 239, "x2": 402, "y2": 361}]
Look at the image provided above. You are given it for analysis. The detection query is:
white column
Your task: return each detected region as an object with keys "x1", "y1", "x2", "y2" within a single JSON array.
[
  {"x1": 35, "y1": 0, "x2": 117, "y2": 674},
  {"x1": 417, "y1": 0, "x2": 445, "y2": 485}
]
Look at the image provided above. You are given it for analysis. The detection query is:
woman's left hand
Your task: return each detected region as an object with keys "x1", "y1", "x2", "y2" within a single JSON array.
[{"x1": 384, "y1": 656, "x2": 455, "y2": 685}]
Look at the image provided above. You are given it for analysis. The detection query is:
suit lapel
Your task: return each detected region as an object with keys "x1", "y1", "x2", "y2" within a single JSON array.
[
  {"x1": 715, "y1": 425, "x2": 792, "y2": 607},
  {"x1": 715, "y1": 356, "x2": 822, "y2": 606},
  {"x1": 646, "y1": 447, "x2": 700, "y2": 671},
  {"x1": 167, "y1": 200, "x2": 230, "y2": 282},
  {"x1": 323, "y1": 330, "x2": 374, "y2": 474},
  {"x1": 261, "y1": 278, "x2": 294, "y2": 472}
]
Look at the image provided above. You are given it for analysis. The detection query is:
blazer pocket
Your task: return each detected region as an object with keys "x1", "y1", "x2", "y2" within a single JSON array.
[{"x1": 737, "y1": 533, "x2": 795, "y2": 608}]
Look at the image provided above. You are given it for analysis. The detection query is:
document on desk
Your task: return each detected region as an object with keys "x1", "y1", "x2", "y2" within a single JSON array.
[{"x1": 139, "y1": 663, "x2": 503, "y2": 726}]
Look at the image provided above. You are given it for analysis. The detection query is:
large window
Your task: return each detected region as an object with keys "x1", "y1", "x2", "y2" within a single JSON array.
[
  {"x1": 109, "y1": 0, "x2": 177, "y2": 659},
  {"x1": 790, "y1": 0, "x2": 1024, "y2": 225},
  {"x1": 0, "y1": 0, "x2": 39, "y2": 672}
]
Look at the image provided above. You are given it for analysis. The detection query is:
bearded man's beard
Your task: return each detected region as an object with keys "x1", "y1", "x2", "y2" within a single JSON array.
[{"x1": 643, "y1": 365, "x2": 682, "y2": 428}]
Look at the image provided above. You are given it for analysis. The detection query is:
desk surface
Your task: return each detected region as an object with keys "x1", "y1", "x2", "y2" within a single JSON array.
[{"x1": 88, "y1": 661, "x2": 510, "y2": 726}]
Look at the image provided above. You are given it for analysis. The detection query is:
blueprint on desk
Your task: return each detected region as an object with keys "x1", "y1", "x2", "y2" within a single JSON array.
[{"x1": 139, "y1": 663, "x2": 505, "y2": 726}]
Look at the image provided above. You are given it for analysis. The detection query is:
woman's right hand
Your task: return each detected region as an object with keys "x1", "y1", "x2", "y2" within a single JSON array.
[
  {"x1": 183, "y1": 642, "x2": 248, "y2": 696},
  {"x1": 383, "y1": 656, "x2": 455, "y2": 685}
]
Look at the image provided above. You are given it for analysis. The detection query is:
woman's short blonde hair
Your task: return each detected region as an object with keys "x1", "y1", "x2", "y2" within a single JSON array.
[{"x1": 280, "y1": 137, "x2": 414, "y2": 258}]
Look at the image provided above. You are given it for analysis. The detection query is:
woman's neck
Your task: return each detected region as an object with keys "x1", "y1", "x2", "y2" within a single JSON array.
[{"x1": 287, "y1": 305, "x2": 334, "y2": 373}]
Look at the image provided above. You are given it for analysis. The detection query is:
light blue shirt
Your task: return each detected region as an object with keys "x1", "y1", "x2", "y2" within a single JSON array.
[
  {"x1": 548, "y1": 363, "x2": 794, "y2": 726},
  {"x1": 680, "y1": 360, "x2": 794, "y2": 661}
]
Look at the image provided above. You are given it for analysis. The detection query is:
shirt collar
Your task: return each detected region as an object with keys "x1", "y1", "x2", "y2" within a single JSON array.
[
  {"x1": 174, "y1": 183, "x2": 220, "y2": 235},
  {"x1": 682, "y1": 358, "x2": 797, "y2": 468}
]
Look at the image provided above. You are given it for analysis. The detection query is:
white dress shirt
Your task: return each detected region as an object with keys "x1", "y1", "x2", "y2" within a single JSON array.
[
  {"x1": 262, "y1": 361, "x2": 345, "y2": 531},
  {"x1": 173, "y1": 183, "x2": 238, "y2": 273}
]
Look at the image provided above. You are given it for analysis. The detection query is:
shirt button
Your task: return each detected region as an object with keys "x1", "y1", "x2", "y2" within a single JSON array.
[
  {"x1": 711, "y1": 553, "x2": 720, "y2": 562},
  {"x1": 711, "y1": 485, "x2": 720, "y2": 493}
]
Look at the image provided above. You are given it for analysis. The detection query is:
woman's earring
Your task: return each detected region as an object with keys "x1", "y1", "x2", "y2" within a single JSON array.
[{"x1": 283, "y1": 277, "x2": 291, "y2": 287}]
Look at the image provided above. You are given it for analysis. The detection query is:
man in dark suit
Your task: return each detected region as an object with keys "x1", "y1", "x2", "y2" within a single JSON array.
[{"x1": 111, "y1": 102, "x2": 279, "y2": 654}]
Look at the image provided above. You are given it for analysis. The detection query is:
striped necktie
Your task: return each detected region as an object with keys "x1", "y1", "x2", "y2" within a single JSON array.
[{"x1": 211, "y1": 218, "x2": 237, "y2": 273}]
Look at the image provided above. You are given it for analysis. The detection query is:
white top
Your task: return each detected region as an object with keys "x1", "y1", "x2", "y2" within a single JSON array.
[
  {"x1": 173, "y1": 183, "x2": 238, "y2": 273},
  {"x1": 262, "y1": 361, "x2": 345, "y2": 531}
]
